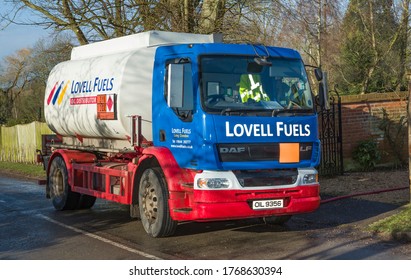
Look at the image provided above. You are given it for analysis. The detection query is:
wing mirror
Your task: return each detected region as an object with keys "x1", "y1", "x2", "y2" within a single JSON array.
[{"x1": 314, "y1": 68, "x2": 323, "y2": 81}]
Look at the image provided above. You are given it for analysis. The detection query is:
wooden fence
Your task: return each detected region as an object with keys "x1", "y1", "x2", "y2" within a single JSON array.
[{"x1": 0, "y1": 122, "x2": 53, "y2": 164}]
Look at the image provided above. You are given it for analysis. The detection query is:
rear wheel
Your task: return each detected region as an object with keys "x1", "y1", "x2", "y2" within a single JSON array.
[
  {"x1": 139, "y1": 168, "x2": 177, "y2": 237},
  {"x1": 48, "y1": 156, "x2": 80, "y2": 210},
  {"x1": 78, "y1": 195, "x2": 96, "y2": 209},
  {"x1": 262, "y1": 215, "x2": 291, "y2": 225}
]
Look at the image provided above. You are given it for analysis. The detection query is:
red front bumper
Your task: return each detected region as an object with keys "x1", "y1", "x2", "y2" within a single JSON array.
[{"x1": 170, "y1": 184, "x2": 320, "y2": 222}]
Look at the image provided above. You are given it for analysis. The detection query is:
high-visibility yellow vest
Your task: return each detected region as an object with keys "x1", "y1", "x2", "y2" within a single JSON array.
[{"x1": 239, "y1": 74, "x2": 270, "y2": 102}]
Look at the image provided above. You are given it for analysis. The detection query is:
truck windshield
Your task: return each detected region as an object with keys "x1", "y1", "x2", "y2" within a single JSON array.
[{"x1": 200, "y1": 55, "x2": 314, "y2": 115}]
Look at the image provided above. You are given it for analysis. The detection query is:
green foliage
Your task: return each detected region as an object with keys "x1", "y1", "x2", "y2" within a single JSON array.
[
  {"x1": 0, "y1": 91, "x2": 9, "y2": 125},
  {"x1": 352, "y1": 140, "x2": 381, "y2": 171},
  {"x1": 337, "y1": 0, "x2": 405, "y2": 94}
]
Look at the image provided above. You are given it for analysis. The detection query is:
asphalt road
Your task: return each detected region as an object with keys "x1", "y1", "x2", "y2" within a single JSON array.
[{"x1": 1, "y1": 174, "x2": 411, "y2": 260}]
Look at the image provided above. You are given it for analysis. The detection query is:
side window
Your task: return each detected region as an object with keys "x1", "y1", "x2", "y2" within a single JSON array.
[{"x1": 164, "y1": 58, "x2": 193, "y2": 121}]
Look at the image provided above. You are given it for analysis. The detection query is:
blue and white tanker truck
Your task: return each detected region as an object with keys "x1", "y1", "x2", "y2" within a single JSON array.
[{"x1": 41, "y1": 30, "x2": 328, "y2": 237}]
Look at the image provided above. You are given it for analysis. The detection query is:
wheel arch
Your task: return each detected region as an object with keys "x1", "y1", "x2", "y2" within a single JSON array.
[
  {"x1": 131, "y1": 155, "x2": 160, "y2": 206},
  {"x1": 46, "y1": 149, "x2": 97, "y2": 198},
  {"x1": 131, "y1": 146, "x2": 195, "y2": 206}
]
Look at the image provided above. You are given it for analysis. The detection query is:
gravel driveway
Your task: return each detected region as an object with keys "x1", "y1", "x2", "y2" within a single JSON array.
[
  {"x1": 320, "y1": 170, "x2": 409, "y2": 205},
  {"x1": 288, "y1": 170, "x2": 410, "y2": 242}
]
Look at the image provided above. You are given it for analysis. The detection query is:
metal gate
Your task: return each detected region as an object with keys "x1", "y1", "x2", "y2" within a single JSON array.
[{"x1": 316, "y1": 94, "x2": 344, "y2": 176}]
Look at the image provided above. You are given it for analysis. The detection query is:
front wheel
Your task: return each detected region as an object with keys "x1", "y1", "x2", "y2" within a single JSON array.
[{"x1": 139, "y1": 168, "x2": 177, "y2": 238}]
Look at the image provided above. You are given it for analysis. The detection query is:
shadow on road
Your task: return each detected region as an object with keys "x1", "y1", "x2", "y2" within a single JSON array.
[{"x1": 167, "y1": 194, "x2": 408, "y2": 238}]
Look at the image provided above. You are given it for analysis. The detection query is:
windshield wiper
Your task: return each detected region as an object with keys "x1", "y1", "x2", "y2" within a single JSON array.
[
  {"x1": 271, "y1": 108, "x2": 314, "y2": 117},
  {"x1": 221, "y1": 108, "x2": 271, "y2": 116},
  {"x1": 220, "y1": 108, "x2": 248, "y2": 116}
]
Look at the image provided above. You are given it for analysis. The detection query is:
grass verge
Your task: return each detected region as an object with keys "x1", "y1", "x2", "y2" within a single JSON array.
[
  {"x1": 369, "y1": 204, "x2": 411, "y2": 236},
  {"x1": 0, "y1": 161, "x2": 46, "y2": 179}
]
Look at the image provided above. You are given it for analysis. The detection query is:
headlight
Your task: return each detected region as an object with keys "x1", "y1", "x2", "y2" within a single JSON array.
[
  {"x1": 197, "y1": 178, "x2": 231, "y2": 189},
  {"x1": 303, "y1": 174, "x2": 318, "y2": 184}
]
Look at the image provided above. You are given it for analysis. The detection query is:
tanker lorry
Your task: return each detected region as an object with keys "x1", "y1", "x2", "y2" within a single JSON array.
[{"x1": 41, "y1": 30, "x2": 328, "y2": 237}]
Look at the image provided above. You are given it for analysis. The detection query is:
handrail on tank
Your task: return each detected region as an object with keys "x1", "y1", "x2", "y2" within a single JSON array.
[{"x1": 128, "y1": 115, "x2": 142, "y2": 148}]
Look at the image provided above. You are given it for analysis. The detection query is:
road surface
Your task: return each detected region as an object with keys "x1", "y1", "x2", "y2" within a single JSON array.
[{"x1": 1, "y1": 174, "x2": 411, "y2": 260}]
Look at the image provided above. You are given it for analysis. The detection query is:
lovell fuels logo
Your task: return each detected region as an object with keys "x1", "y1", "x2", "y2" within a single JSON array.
[
  {"x1": 47, "y1": 77, "x2": 115, "y2": 106},
  {"x1": 46, "y1": 80, "x2": 70, "y2": 106}
]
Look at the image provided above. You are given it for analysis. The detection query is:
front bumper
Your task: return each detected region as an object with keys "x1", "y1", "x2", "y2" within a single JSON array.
[{"x1": 170, "y1": 183, "x2": 320, "y2": 221}]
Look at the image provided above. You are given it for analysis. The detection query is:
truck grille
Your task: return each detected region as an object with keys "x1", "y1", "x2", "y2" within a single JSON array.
[
  {"x1": 217, "y1": 143, "x2": 313, "y2": 162},
  {"x1": 233, "y1": 169, "x2": 298, "y2": 187}
]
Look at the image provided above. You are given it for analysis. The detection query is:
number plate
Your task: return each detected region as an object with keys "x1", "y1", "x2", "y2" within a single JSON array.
[{"x1": 252, "y1": 199, "x2": 283, "y2": 210}]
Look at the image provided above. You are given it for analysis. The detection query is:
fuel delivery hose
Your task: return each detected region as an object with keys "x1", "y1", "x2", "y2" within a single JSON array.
[{"x1": 320, "y1": 186, "x2": 408, "y2": 204}]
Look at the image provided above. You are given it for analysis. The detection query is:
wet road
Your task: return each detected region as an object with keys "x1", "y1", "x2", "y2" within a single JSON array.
[{"x1": 1, "y1": 175, "x2": 411, "y2": 260}]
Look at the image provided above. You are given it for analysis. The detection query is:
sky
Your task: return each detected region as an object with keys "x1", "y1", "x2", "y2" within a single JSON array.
[{"x1": 0, "y1": 0, "x2": 51, "y2": 60}]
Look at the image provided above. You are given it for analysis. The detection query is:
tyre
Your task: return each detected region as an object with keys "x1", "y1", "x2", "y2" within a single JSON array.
[
  {"x1": 78, "y1": 195, "x2": 96, "y2": 209},
  {"x1": 139, "y1": 168, "x2": 177, "y2": 237},
  {"x1": 262, "y1": 215, "x2": 291, "y2": 225},
  {"x1": 48, "y1": 156, "x2": 80, "y2": 210}
]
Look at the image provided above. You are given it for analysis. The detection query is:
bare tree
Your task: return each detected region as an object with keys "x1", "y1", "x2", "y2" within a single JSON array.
[
  {"x1": 0, "y1": 36, "x2": 72, "y2": 124},
  {"x1": 1, "y1": 0, "x2": 234, "y2": 45},
  {"x1": 0, "y1": 48, "x2": 33, "y2": 120},
  {"x1": 276, "y1": 0, "x2": 343, "y2": 67},
  {"x1": 1, "y1": 0, "x2": 141, "y2": 44}
]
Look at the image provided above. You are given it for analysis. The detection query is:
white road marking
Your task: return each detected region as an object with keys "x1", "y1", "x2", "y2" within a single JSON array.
[{"x1": 36, "y1": 214, "x2": 162, "y2": 260}]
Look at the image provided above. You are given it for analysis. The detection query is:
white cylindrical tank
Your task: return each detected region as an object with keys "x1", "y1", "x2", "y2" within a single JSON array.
[
  {"x1": 44, "y1": 31, "x2": 220, "y2": 144},
  {"x1": 45, "y1": 48, "x2": 155, "y2": 142}
]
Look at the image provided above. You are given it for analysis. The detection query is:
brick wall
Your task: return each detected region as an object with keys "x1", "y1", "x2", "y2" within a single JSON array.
[{"x1": 339, "y1": 92, "x2": 408, "y2": 164}]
